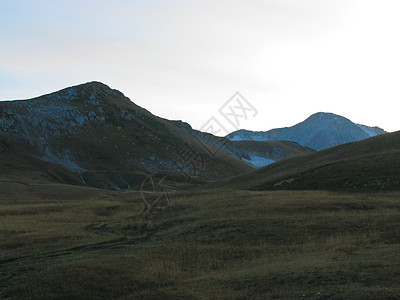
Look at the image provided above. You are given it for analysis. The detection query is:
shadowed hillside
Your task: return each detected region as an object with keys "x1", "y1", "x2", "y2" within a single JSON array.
[
  {"x1": 226, "y1": 140, "x2": 316, "y2": 167},
  {"x1": 0, "y1": 82, "x2": 252, "y2": 189},
  {"x1": 220, "y1": 131, "x2": 400, "y2": 191},
  {"x1": 172, "y1": 120, "x2": 315, "y2": 167}
]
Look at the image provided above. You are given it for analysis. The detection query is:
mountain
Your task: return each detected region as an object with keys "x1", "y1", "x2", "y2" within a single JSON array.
[
  {"x1": 0, "y1": 82, "x2": 252, "y2": 189},
  {"x1": 220, "y1": 140, "x2": 315, "y2": 167},
  {"x1": 220, "y1": 130, "x2": 400, "y2": 191},
  {"x1": 0, "y1": 134, "x2": 84, "y2": 187},
  {"x1": 227, "y1": 112, "x2": 386, "y2": 150},
  {"x1": 171, "y1": 121, "x2": 315, "y2": 167}
]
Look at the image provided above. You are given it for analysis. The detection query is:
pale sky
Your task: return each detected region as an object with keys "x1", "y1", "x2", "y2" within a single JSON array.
[{"x1": 1, "y1": 0, "x2": 399, "y2": 133}]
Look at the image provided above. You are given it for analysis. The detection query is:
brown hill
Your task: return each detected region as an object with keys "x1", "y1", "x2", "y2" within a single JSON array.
[
  {"x1": 219, "y1": 131, "x2": 400, "y2": 191},
  {"x1": 0, "y1": 82, "x2": 252, "y2": 190}
]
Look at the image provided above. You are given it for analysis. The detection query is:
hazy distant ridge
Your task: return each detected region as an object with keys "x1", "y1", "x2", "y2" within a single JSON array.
[{"x1": 227, "y1": 112, "x2": 386, "y2": 150}]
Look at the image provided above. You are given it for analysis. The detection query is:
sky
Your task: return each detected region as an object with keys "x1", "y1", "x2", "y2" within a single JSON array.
[{"x1": 1, "y1": 0, "x2": 400, "y2": 133}]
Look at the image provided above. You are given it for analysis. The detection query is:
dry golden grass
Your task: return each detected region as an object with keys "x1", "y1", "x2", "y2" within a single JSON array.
[{"x1": 1, "y1": 185, "x2": 400, "y2": 299}]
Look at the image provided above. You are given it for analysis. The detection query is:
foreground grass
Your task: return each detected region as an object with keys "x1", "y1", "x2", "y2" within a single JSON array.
[{"x1": 1, "y1": 185, "x2": 400, "y2": 299}]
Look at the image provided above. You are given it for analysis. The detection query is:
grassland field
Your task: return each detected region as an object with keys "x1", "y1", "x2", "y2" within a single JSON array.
[{"x1": 1, "y1": 183, "x2": 400, "y2": 299}]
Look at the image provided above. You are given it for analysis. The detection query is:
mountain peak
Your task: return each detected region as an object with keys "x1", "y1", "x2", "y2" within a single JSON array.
[
  {"x1": 226, "y1": 112, "x2": 386, "y2": 150},
  {"x1": 35, "y1": 81, "x2": 128, "y2": 106},
  {"x1": 308, "y1": 112, "x2": 344, "y2": 120},
  {"x1": 64, "y1": 81, "x2": 123, "y2": 98},
  {"x1": 74, "y1": 81, "x2": 113, "y2": 92},
  {"x1": 311, "y1": 112, "x2": 334, "y2": 116}
]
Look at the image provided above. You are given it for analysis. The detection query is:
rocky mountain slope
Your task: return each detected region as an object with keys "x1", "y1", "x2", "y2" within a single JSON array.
[
  {"x1": 225, "y1": 140, "x2": 315, "y2": 167},
  {"x1": 0, "y1": 82, "x2": 252, "y2": 189},
  {"x1": 227, "y1": 112, "x2": 386, "y2": 150},
  {"x1": 172, "y1": 121, "x2": 315, "y2": 167},
  {"x1": 220, "y1": 131, "x2": 400, "y2": 191}
]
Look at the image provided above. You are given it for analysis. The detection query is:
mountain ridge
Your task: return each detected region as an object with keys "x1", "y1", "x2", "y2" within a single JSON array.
[
  {"x1": 227, "y1": 112, "x2": 386, "y2": 150},
  {"x1": 171, "y1": 120, "x2": 315, "y2": 167},
  {"x1": 0, "y1": 82, "x2": 253, "y2": 190}
]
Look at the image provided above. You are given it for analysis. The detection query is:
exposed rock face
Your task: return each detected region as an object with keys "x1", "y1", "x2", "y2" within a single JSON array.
[
  {"x1": 0, "y1": 82, "x2": 252, "y2": 189},
  {"x1": 171, "y1": 121, "x2": 315, "y2": 168},
  {"x1": 227, "y1": 112, "x2": 386, "y2": 150}
]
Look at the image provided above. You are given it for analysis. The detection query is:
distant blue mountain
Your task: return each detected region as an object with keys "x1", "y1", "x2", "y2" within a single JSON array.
[{"x1": 226, "y1": 112, "x2": 386, "y2": 150}]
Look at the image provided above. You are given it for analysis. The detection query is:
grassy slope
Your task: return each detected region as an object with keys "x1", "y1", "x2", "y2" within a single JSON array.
[
  {"x1": 1, "y1": 185, "x2": 399, "y2": 299},
  {"x1": 0, "y1": 135, "x2": 83, "y2": 186},
  {"x1": 220, "y1": 131, "x2": 400, "y2": 191}
]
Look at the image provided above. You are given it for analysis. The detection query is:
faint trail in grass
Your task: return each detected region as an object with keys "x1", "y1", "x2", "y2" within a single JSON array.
[{"x1": 0, "y1": 222, "x2": 151, "y2": 294}]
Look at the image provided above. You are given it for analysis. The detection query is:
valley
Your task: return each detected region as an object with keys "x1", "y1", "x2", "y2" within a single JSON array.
[
  {"x1": 3, "y1": 1, "x2": 400, "y2": 298},
  {"x1": 1, "y1": 83, "x2": 399, "y2": 299}
]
